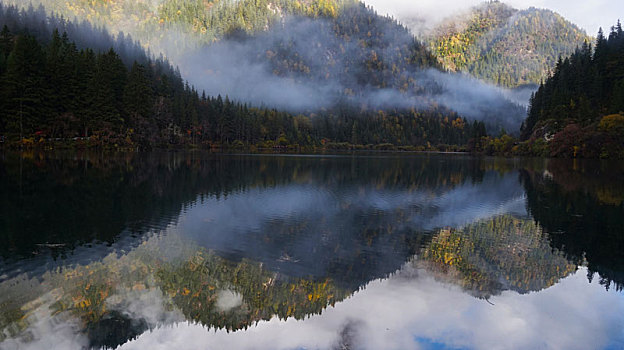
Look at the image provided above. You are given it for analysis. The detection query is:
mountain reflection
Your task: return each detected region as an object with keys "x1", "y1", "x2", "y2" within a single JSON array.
[
  {"x1": 0, "y1": 152, "x2": 623, "y2": 349},
  {"x1": 520, "y1": 159, "x2": 624, "y2": 291},
  {"x1": 420, "y1": 216, "x2": 576, "y2": 299},
  {"x1": 1, "y1": 217, "x2": 620, "y2": 350},
  {"x1": 118, "y1": 265, "x2": 624, "y2": 350}
]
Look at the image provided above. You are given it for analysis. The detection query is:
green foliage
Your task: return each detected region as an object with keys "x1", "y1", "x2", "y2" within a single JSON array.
[
  {"x1": 158, "y1": 0, "x2": 344, "y2": 44},
  {"x1": 22, "y1": 0, "x2": 348, "y2": 53},
  {"x1": 2, "y1": 33, "x2": 46, "y2": 139},
  {"x1": 428, "y1": 2, "x2": 589, "y2": 87},
  {"x1": 520, "y1": 22, "x2": 624, "y2": 157},
  {"x1": 123, "y1": 63, "x2": 153, "y2": 122}
]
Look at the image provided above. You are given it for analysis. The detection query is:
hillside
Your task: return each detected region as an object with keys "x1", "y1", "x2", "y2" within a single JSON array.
[
  {"x1": 0, "y1": 4, "x2": 496, "y2": 149},
  {"x1": 3, "y1": 0, "x2": 527, "y2": 131},
  {"x1": 162, "y1": 1, "x2": 527, "y2": 133},
  {"x1": 469, "y1": 22, "x2": 624, "y2": 159},
  {"x1": 13, "y1": 0, "x2": 347, "y2": 55},
  {"x1": 426, "y1": 1, "x2": 590, "y2": 88},
  {"x1": 520, "y1": 22, "x2": 624, "y2": 158}
]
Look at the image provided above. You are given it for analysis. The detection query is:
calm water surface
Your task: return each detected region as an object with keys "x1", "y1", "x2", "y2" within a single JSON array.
[{"x1": 0, "y1": 152, "x2": 623, "y2": 350}]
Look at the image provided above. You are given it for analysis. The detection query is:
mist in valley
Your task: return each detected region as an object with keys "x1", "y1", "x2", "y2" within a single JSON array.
[{"x1": 4, "y1": 0, "x2": 532, "y2": 133}]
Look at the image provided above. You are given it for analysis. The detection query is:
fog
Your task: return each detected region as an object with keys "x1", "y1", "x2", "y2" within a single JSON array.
[
  {"x1": 178, "y1": 15, "x2": 528, "y2": 132},
  {"x1": 3, "y1": 1, "x2": 532, "y2": 132},
  {"x1": 363, "y1": 0, "x2": 622, "y2": 36}
]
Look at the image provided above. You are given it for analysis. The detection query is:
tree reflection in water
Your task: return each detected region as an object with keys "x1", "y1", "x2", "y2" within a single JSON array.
[{"x1": 0, "y1": 152, "x2": 622, "y2": 349}]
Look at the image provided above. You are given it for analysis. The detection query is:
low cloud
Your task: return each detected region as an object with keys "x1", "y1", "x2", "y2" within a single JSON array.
[
  {"x1": 363, "y1": 0, "x2": 619, "y2": 35},
  {"x1": 179, "y1": 16, "x2": 527, "y2": 132}
]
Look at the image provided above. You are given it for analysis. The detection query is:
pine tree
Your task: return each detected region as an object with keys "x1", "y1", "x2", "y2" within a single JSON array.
[
  {"x1": 3, "y1": 34, "x2": 46, "y2": 139},
  {"x1": 123, "y1": 62, "x2": 153, "y2": 122},
  {"x1": 77, "y1": 48, "x2": 97, "y2": 137},
  {"x1": 0, "y1": 25, "x2": 12, "y2": 74},
  {"x1": 92, "y1": 50, "x2": 124, "y2": 132}
]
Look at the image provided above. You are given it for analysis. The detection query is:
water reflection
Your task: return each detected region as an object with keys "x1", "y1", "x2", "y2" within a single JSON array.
[
  {"x1": 119, "y1": 267, "x2": 624, "y2": 350},
  {"x1": 175, "y1": 169, "x2": 526, "y2": 286},
  {"x1": 521, "y1": 160, "x2": 624, "y2": 291},
  {"x1": 0, "y1": 152, "x2": 623, "y2": 349},
  {"x1": 420, "y1": 216, "x2": 576, "y2": 298}
]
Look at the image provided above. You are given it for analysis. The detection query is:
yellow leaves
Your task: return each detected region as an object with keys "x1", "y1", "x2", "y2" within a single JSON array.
[
  {"x1": 72, "y1": 296, "x2": 91, "y2": 309},
  {"x1": 596, "y1": 187, "x2": 624, "y2": 206},
  {"x1": 443, "y1": 252, "x2": 457, "y2": 265},
  {"x1": 599, "y1": 113, "x2": 624, "y2": 134},
  {"x1": 452, "y1": 118, "x2": 465, "y2": 130},
  {"x1": 181, "y1": 287, "x2": 191, "y2": 296},
  {"x1": 64, "y1": 270, "x2": 81, "y2": 281}
]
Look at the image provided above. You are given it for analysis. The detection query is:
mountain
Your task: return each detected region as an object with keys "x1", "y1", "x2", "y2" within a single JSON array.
[
  {"x1": 164, "y1": 1, "x2": 528, "y2": 133},
  {"x1": 425, "y1": 1, "x2": 590, "y2": 88},
  {"x1": 0, "y1": 3, "x2": 496, "y2": 149},
  {"x1": 520, "y1": 22, "x2": 624, "y2": 158},
  {"x1": 19, "y1": 0, "x2": 347, "y2": 55},
  {"x1": 6, "y1": 0, "x2": 527, "y2": 129},
  {"x1": 469, "y1": 22, "x2": 624, "y2": 159}
]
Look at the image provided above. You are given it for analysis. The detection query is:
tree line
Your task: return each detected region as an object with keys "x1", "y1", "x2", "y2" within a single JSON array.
[
  {"x1": 0, "y1": 4, "x2": 487, "y2": 150},
  {"x1": 520, "y1": 21, "x2": 624, "y2": 158}
]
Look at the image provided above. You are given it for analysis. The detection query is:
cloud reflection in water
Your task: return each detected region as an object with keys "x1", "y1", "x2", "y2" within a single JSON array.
[{"x1": 120, "y1": 265, "x2": 624, "y2": 350}]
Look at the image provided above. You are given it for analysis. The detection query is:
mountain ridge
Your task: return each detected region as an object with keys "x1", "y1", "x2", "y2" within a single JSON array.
[{"x1": 424, "y1": 1, "x2": 590, "y2": 87}]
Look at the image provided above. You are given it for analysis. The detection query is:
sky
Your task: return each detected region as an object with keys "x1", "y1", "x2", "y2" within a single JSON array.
[{"x1": 363, "y1": 0, "x2": 624, "y2": 36}]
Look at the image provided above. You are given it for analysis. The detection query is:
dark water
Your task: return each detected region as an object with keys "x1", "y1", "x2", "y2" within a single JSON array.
[{"x1": 0, "y1": 152, "x2": 623, "y2": 350}]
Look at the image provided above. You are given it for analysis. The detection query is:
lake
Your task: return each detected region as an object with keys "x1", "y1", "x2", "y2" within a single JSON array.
[{"x1": 0, "y1": 151, "x2": 623, "y2": 350}]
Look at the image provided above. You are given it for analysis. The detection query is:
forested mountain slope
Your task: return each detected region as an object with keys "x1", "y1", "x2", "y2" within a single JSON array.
[
  {"x1": 426, "y1": 1, "x2": 590, "y2": 87},
  {"x1": 164, "y1": 1, "x2": 527, "y2": 133},
  {"x1": 7, "y1": 0, "x2": 347, "y2": 55},
  {"x1": 2, "y1": 0, "x2": 529, "y2": 138},
  {"x1": 0, "y1": 3, "x2": 494, "y2": 149},
  {"x1": 520, "y1": 22, "x2": 624, "y2": 158}
]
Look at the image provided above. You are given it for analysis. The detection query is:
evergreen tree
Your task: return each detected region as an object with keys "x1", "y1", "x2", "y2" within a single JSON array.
[
  {"x1": 3, "y1": 34, "x2": 45, "y2": 139},
  {"x1": 124, "y1": 62, "x2": 153, "y2": 121}
]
